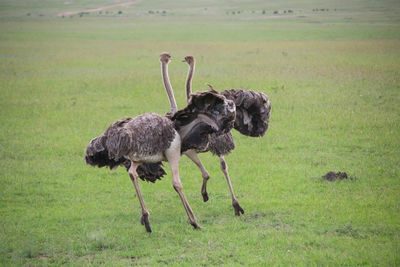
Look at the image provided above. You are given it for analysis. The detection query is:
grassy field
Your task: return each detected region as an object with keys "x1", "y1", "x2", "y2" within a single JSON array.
[{"x1": 1, "y1": 0, "x2": 400, "y2": 265}]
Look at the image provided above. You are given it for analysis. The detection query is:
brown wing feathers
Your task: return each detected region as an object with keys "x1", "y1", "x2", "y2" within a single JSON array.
[{"x1": 222, "y1": 89, "x2": 271, "y2": 137}]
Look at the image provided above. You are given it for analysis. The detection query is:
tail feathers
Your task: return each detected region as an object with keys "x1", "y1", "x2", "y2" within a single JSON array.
[
  {"x1": 222, "y1": 89, "x2": 271, "y2": 137},
  {"x1": 85, "y1": 135, "x2": 127, "y2": 169},
  {"x1": 85, "y1": 136, "x2": 166, "y2": 182}
]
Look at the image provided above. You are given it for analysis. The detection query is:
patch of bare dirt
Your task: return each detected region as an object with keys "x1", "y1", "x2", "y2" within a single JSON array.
[
  {"x1": 322, "y1": 171, "x2": 348, "y2": 181},
  {"x1": 57, "y1": 0, "x2": 142, "y2": 17}
]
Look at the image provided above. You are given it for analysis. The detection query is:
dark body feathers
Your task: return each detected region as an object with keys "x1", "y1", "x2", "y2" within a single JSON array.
[
  {"x1": 209, "y1": 132, "x2": 235, "y2": 156},
  {"x1": 222, "y1": 89, "x2": 271, "y2": 137},
  {"x1": 136, "y1": 162, "x2": 167, "y2": 183}
]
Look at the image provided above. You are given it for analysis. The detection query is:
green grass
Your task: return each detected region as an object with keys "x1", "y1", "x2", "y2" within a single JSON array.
[{"x1": 1, "y1": 0, "x2": 400, "y2": 265}]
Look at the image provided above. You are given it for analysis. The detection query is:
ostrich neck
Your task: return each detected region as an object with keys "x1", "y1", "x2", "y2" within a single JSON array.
[
  {"x1": 161, "y1": 62, "x2": 178, "y2": 114},
  {"x1": 185, "y1": 63, "x2": 195, "y2": 102}
]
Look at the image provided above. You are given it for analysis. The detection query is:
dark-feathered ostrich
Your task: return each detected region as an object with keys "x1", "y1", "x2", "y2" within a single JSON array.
[
  {"x1": 85, "y1": 53, "x2": 236, "y2": 232},
  {"x1": 180, "y1": 55, "x2": 271, "y2": 215}
]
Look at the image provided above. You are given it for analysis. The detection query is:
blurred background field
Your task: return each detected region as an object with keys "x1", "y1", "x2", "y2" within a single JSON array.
[{"x1": 0, "y1": 0, "x2": 399, "y2": 265}]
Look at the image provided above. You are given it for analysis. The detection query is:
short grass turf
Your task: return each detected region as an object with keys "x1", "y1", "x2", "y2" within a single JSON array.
[{"x1": 1, "y1": 0, "x2": 400, "y2": 265}]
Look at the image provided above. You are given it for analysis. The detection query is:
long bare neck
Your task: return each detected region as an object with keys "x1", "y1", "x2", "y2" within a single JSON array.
[
  {"x1": 161, "y1": 62, "x2": 178, "y2": 114},
  {"x1": 185, "y1": 62, "x2": 195, "y2": 102}
]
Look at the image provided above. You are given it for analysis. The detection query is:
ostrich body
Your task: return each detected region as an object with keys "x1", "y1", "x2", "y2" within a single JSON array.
[
  {"x1": 85, "y1": 53, "x2": 236, "y2": 232},
  {"x1": 181, "y1": 55, "x2": 271, "y2": 216}
]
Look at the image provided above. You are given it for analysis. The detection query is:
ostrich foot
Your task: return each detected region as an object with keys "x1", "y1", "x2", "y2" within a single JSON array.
[
  {"x1": 233, "y1": 200, "x2": 244, "y2": 216},
  {"x1": 190, "y1": 221, "x2": 202, "y2": 230},
  {"x1": 140, "y1": 215, "x2": 152, "y2": 233},
  {"x1": 202, "y1": 192, "x2": 209, "y2": 202}
]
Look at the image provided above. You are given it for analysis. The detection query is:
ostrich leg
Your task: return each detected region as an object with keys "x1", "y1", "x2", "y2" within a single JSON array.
[
  {"x1": 219, "y1": 156, "x2": 244, "y2": 216},
  {"x1": 184, "y1": 150, "x2": 210, "y2": 202},
  {"x1": 128, "y1": 161, "x2": 152, "y2": 233},
  {"x1": 166, "y1": 149, "x2": 201, "y2": 229}
]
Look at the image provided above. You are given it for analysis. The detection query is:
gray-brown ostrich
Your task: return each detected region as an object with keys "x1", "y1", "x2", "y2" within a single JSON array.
[
  {"x1": 85, "y1": 53, "x2": 236, "y2": 232},
  {"x1": 181, "y1": 55, "x2": 271, "y2": 216}
]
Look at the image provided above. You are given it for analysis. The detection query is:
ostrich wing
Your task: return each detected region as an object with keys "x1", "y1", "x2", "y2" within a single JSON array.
[
  {"x1": 173, "y1": 90, "x2": 235, "y2": 153},
  {"x1": 222, "y1": 89, "x2": 271, "y2": 137}
]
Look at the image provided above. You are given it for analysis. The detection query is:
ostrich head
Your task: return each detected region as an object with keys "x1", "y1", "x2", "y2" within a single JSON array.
[
  {"x1": 182, "y1": 55, "x2": 195, "y2": 66},
  {"x1": 160, "y1": 52, "x2": 171, "y2": 64}
]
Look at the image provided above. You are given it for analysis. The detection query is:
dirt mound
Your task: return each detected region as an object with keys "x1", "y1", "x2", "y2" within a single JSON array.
[{"x1": 322, "y1": 171, "x2": 348, "y2": 181}]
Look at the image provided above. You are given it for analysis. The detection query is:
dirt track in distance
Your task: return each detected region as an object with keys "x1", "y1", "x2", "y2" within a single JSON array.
[{"x1": 57, "y1": 0, "x2": 142, "y2": 17}]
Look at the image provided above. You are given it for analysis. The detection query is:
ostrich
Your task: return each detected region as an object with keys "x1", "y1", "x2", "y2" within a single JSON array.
[
  {"x1": 85, "y1": 53, "x2": 236, "y2": 232},
  {"x1": 181, "y1": 55, "x2": 271, "y2": 215}
]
